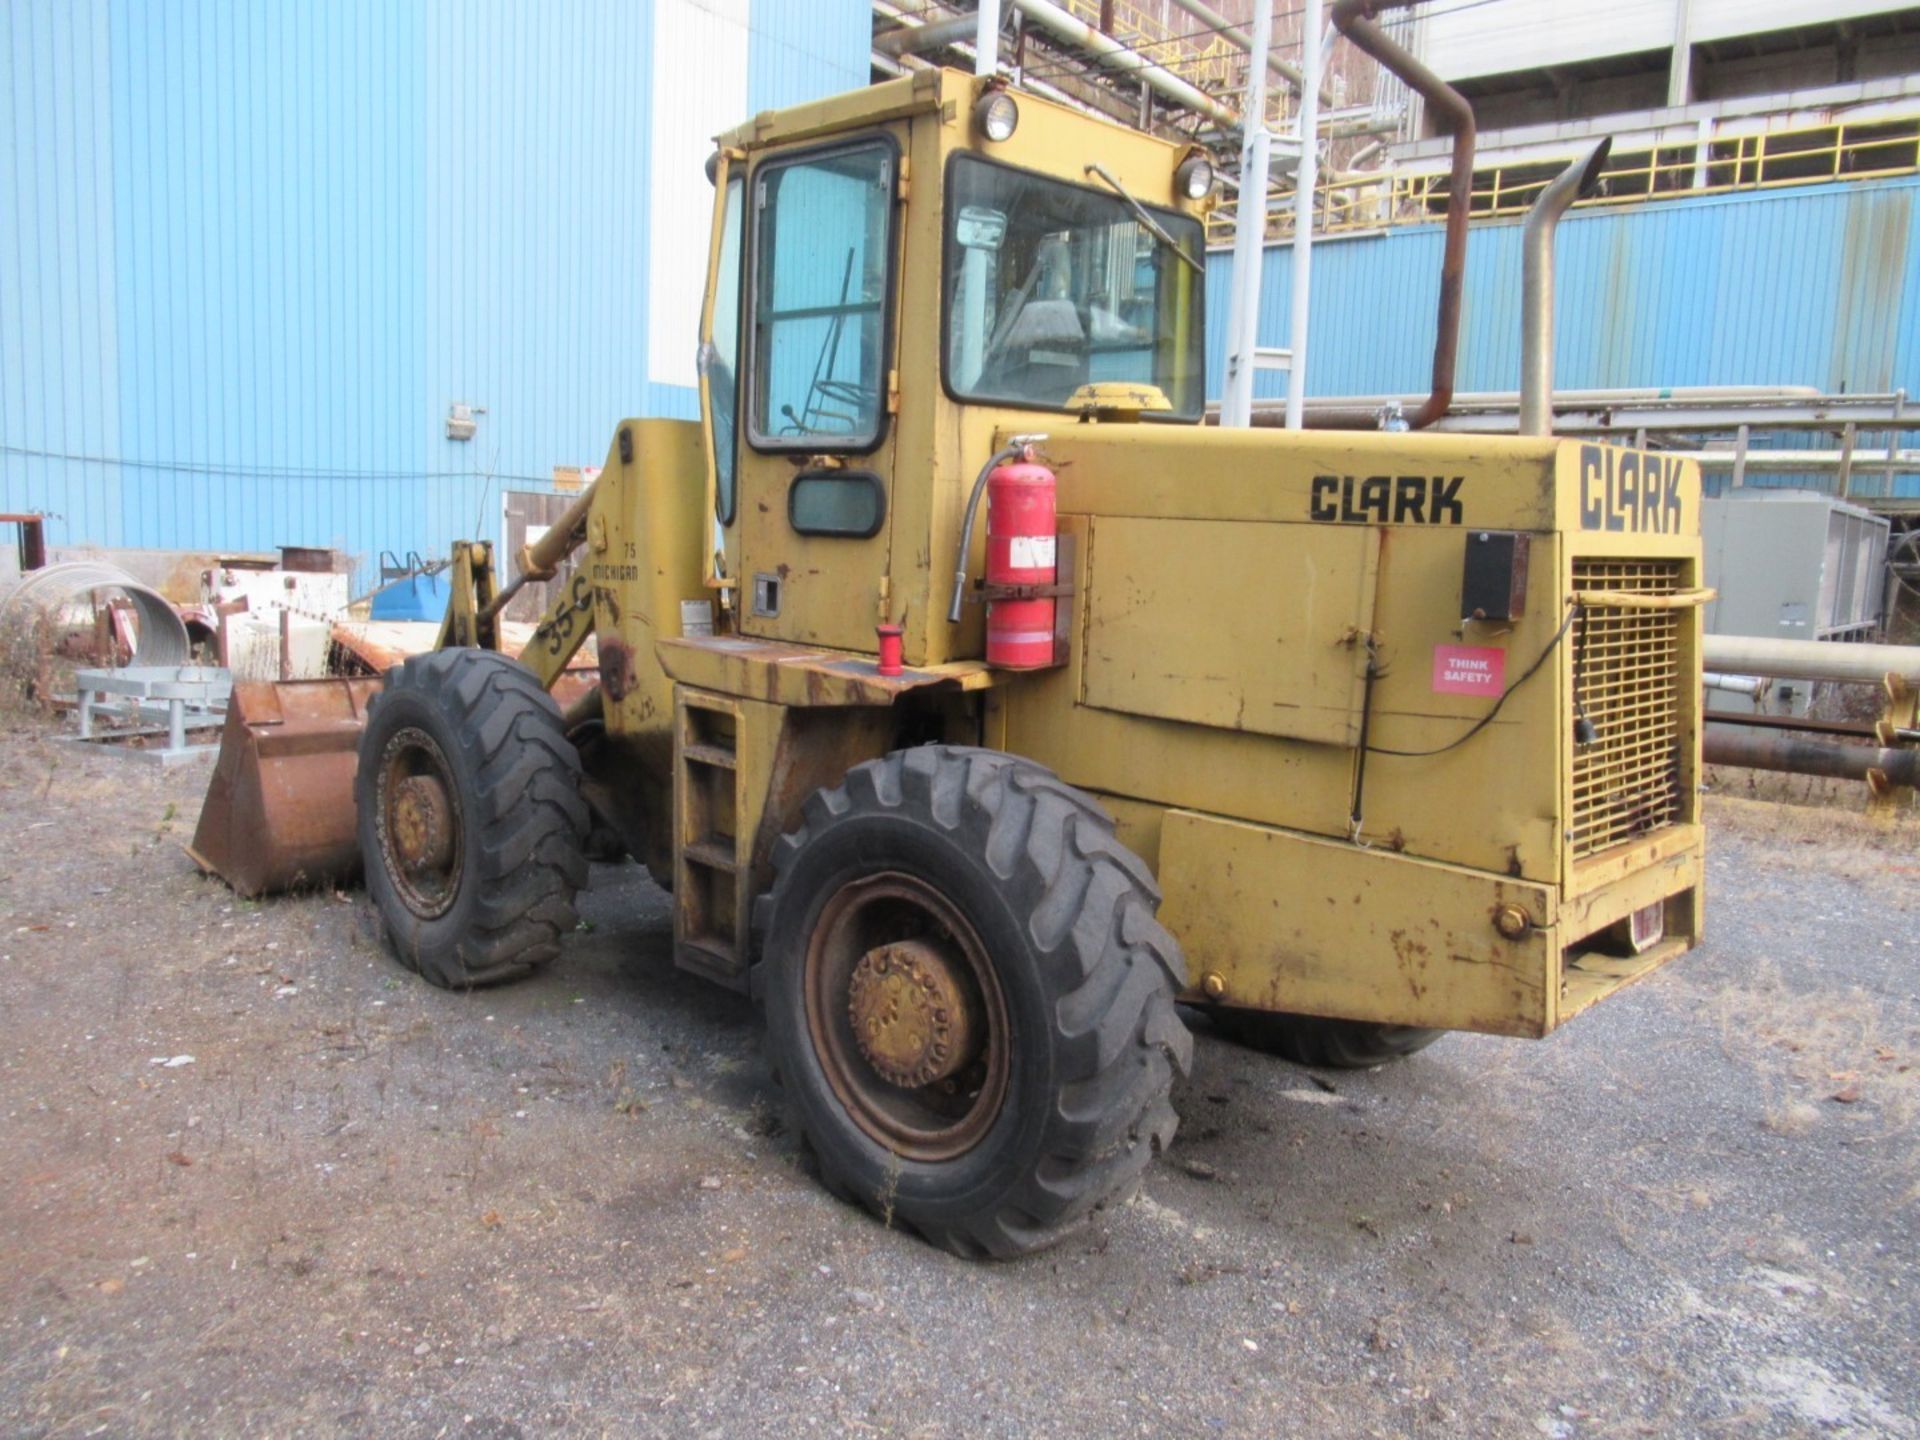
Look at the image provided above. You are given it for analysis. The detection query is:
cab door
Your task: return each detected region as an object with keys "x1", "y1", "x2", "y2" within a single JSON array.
[{"x1": 733, "y1": 129, "x2": 905, "y2": 652}]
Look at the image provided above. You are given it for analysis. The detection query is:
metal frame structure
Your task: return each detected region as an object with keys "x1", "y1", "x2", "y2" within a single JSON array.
[{"x1": 70, "y1": 666, "x2": 231, "y2": 765}]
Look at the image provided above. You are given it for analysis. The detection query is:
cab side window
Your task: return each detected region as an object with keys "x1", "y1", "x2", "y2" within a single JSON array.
[
  {"x1": 710, "y1": 175, "x2": 744, "y2": 522},
  {"x1": 748, "y1": 140, "x2": 895, "y2": 451}
]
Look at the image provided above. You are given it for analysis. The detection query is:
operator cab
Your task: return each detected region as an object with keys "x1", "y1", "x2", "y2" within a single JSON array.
[{"x1": 698, "y1": 68, "x2": 1212, "y2": 665}]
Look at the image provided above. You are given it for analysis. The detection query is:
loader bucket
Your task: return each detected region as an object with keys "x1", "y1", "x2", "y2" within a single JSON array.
[{"x1": 187, "y1": 677, "x2": 383, "y2": 897}]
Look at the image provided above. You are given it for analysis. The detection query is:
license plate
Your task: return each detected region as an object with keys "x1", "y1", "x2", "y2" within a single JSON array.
[{"x1": 1628, "y1": 902, "x2": 1665, "y2": 953}]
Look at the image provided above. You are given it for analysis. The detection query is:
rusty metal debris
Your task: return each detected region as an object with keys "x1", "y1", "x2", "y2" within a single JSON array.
[{"x1": 2, "y1": 513, "x2": 46, "y2": 571}]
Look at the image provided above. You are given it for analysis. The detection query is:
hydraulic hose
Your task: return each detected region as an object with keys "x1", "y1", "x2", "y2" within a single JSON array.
[{"x1": 948, "y1": 436, "x2": 1046, "y2": 623}]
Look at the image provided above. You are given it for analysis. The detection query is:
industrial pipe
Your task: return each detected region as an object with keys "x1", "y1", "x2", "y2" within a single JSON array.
[
  {"x1": 1, "y1": 513, "x2": 46, "y2": 571},
  {"x1": 1519, "y1": 138, "x2": 1612, "y2": 436},
  {"x1": 1222, "y1": 384, "x2": 1831, "y2": 426},
  {"x1": 1218, "y1": 0, "x2": 1275, "y2": 429},
  {"x1": 1164, "y1": 0, "x2": 1327, "y2": 105},
  {"x1": 1292, "y1": 384, "x2": 1824, "y2": 413},
  {"x1": 1704, "y1": 709, "x2": 1880, "y2": 740},
  {"x1": 1702, "y1": 635, "x2": 1920, "y2": 686},
  {"x1": 1704, "y1": 725, "x2": 1920, "y2": 789},
  {"x1": 1284, "y1": 0, "x2": 1323, "y2": 431},
  {"x1": 1008, "y1": 0, "x2": 1240, "y2": 130},
  {"x1": 1316, "y1": 0, "x2": 1477, "y2": 432},
  {"x1": 1668, "y1": 448, "x2": 1920, "y2": 470},
  {"x1": 873, "y1": 14, "x2": 979, "y2": 56},
  {"x1": 1342, "y1": 138, "x2": 1386, "y2": 171},
  {"x1": 1703, "y1": 672, "x2": 1768, "y2": 699},
  {"x1": 975, "y1": 0, "x2": 1001, "y2": 75}
]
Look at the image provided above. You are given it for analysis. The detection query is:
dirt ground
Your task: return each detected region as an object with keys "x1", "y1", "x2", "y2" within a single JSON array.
[{"x1": 1, "y1": 720, "x2": 1916, "y2": 1439}]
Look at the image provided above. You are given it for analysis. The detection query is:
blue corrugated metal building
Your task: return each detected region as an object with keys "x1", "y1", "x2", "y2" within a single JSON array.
[
  {"x1": 1205, "y1": 176, "x2": 1920, "y2": 498},
  {"x1": 12, "y1": 7, "x2": 1920, "y2": 571},
  {"x1": 1, "y1": 0, "x2": 868, "y2": 577}
]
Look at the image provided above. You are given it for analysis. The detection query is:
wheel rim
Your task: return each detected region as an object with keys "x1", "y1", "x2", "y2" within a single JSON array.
[
  {"x1": 373, "y1": 725, "x2": 464, "y2": 919},
  {"x1": 803, "y1": 872, "x2": 1011, "y2": 1163}
]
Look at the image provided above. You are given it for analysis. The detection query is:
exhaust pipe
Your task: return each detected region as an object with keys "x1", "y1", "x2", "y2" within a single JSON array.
[
  {"x1": 1312, "y1": 0, "x2": 1477, "y2": 432},
  {"x1": 1518, "y1": 138, "x2": 1611, "y2": 437}
]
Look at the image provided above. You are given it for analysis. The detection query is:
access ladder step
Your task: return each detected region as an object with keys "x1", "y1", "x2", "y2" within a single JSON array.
[
  {"x1": 673, "y1": 689, "x2": 750, "y2": 994},
  {"x1": 682, "y1": 838, "x2": 739, "y2": 873}
]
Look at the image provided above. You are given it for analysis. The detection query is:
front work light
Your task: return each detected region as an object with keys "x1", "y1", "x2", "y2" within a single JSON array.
[
  {"x1": 1175, "y1": 153, "x2": 1215, "y2": 201},
  {"x1": 973, "y1": 91, "x2": 1019, "y2": 143}
]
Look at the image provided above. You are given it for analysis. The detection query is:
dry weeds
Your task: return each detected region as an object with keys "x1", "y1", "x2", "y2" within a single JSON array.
[
  {"x1": 1698, "y1": 955, "x2": 1918, "y2": 1170},
  {"x1": 1705, "y1": 787, "x2": 1919, "y2": 876}
]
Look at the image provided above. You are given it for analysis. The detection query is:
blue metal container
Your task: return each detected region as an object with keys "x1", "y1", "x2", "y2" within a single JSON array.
[{"x1": 369, "y1": 569, "x2": 451, "y2": 622}]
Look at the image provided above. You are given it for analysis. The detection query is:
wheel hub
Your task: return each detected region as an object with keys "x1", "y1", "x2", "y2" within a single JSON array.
[
  {"x1": 803, "y1": 872, "x2": 1009, "y2": 1162},
  {"x1": 846, "y1": 938, "x2": 979, "y2": 1089},
  {"x1": 390, "y1": 775, "x2": 453, "y2": 873},
  {"x1": 375, "y1": 725, "x2": 464, "y2": 920}
]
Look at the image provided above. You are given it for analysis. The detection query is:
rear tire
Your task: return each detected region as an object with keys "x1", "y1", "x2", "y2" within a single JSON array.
[
  {"x1": 356, "y1": 648, "x2": 588, "y2": 988},
  {"x1": 1209, "y1": 1009, "x2": 1441, "y2": 1069},
  {"x1": 762, "y1": 746, "x2": 1191, "y2": 1259}
]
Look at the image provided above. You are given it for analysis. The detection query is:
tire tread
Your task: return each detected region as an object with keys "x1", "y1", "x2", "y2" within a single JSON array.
[
  {"x1": 765, "y1": 745, "x2": 1190, "y2": 1260},
  {"x1": 358, "y1": 648, "x2": 588, "y2": 989}
]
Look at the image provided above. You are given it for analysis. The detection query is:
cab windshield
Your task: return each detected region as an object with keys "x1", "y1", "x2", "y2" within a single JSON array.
[{"x1": 943, "y1": 153, "x2": 1204, "y2": 420}]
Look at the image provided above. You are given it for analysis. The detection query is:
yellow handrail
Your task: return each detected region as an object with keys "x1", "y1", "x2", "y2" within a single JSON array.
[{"x1": 1209, "y1": 113, "x2": 1920, "y2": 245}]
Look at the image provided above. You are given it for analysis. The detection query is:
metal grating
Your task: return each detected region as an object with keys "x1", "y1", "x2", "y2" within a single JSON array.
[{"x1": 1571, "y1": 559, "x2": 1684, "y2": 859}]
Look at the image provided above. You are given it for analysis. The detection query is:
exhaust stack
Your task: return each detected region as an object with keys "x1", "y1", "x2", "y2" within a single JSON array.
[
  {"x1": 1320, "y1": 0, "x2": 1478, "y2": 432},
  {"x1": 1519, "y1": 139, "x2": 1612, "y2": 437}
]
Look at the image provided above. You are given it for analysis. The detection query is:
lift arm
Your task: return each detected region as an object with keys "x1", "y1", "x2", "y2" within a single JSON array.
[{"x1": 432, "y1": 473, "x2": 604, "y2": 686}]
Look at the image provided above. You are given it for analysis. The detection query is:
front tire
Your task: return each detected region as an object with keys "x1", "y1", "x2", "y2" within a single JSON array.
[
  {"x1": 355, "y1": 648, "x2": 588, "y2": 988},
  {"x1": 762, "y1": 746, "x2": 1191, "y2": 1259}
]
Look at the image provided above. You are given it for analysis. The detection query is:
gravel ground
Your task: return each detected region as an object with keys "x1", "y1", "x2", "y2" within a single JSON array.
[{"x1": 0, "y1": 722, "x2": 1915, "y2": 1438}]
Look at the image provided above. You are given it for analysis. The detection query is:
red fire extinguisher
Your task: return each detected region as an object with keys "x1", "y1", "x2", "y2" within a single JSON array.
[{"x1": 985, "y1": 460, "x2": 1057, "y2": 669}]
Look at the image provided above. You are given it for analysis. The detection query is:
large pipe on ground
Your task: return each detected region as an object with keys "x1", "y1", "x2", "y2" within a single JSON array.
[
  {"x1": 1704, "y1": 725, "x2": 1920, "y2": 788},
  {"x1": 1519, "y1": 138, "x2": 1612, "y2": 436},
  {"x1": 0, "y1": 560, "x2": 192, "y2": 668},
  {"x1": 1296, "y1": 0, "x2": 1475, "y2": 432},
  {"x1": 1703, "y1": 635, "x2": 1920, "y2": 686}
]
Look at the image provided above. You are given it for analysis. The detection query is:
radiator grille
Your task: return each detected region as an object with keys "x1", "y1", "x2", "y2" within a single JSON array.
[{"x1": 1571, "y1": 559, "x2": 1684, "y2": 859}]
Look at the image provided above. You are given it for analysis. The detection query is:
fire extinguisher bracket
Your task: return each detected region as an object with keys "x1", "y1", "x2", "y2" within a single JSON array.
[
  {"x1": 975, "y1": 531, "x2": 1075, "y2": 669},
  {"x1": 973, "y1": 578, "x2": 1075, "y2": 603}
]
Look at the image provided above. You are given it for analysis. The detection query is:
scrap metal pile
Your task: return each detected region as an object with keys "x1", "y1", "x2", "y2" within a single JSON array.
[{"x1": 0, "y1": 534, "x2": 593, "y2": 769}]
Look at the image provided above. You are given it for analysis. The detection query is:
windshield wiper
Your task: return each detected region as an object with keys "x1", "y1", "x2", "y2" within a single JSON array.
[{"x1": 1085, "y1": 163, "x2": 1203, "y2": 275}]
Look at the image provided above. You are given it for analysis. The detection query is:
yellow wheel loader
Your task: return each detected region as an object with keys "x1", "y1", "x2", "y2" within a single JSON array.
[{"x1": 193, "y1": 9, "x2": 1709, "y2": 1259}]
